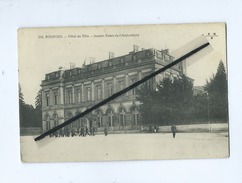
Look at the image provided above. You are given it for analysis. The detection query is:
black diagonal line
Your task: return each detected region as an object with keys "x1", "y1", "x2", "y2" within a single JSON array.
[{"x1": 35, "y1": 42, "x2": 210, "y2": 141}]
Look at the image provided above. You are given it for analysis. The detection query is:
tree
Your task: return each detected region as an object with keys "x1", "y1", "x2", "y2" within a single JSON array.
[
  {"x1": 19, "y1": 84, "x2": 25, "y2": 127},
  {"x1": 35, "y1": 89, "x2": 42, "y2": 110},
  {"x1": 205, "y1": 61, "x2": 228, "y2": 121},
  {"x1": 137, "y1": 82, "x2": 162, "y2": 125},
  {"x1": 19, "y1": 84, "x2": 42, "y2": 128},
  {"x1": 35, "y1": 89, "x2": 42, "y2": 127},
  {"x1": 137, "y1": 74, "x2": 194, "y2": 126},
  {"x1": 19, "y1": 84, "x2": 24, "y2": 105},
  {"x1": 192, "y1": 93, "x2": 208, "y2": 122}
]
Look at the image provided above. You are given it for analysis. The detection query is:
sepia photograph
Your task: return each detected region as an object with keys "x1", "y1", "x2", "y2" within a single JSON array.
[{"x1": 18, "y1": 23, "x2": 229, "y2": 162}]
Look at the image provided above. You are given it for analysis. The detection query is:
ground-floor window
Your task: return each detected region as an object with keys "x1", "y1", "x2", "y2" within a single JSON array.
[
  {"x1": 46, "y1": 120, "x2": 50, "y2": 131},
  {"x1": 131, "y1": 106, "x2": 139, "y2": 125},
  {"x1": 73, "y1": 119, "x2": 81, "y2": 129},
  {"x1": 96, "y1": 110, "x2": 103, "y2": 127},
  {"x1": 119, "y1": 108, "x2": 126, "y2": 126},
  {"x1": 97, "y1": 116, "x2": 102, "y2": 127},
  {"x1": 53, "y1": 113, "x2": 58, "y2": 127},
  {"x1": 108, "y1": 116, "x2": 113, "y2": 127},
  {"x1": 44, "y1": 115, "x2": 50, "y2": 131},
  {"x1": 107, "y1": 108, "x2": 114, "y2": 127}
]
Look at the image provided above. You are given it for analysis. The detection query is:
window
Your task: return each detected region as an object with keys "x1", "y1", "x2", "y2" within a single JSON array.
[
  {"x1": 119, "y1": 80, "x2": 124, "y2": 91},
  {"x1": 119, "y1": 108, "x2": 126, "y2": 126},
  {"x1": 107, "y1": 82, "x2": 112, "y2": 97},
  {"x1": 67, "y1": 113, "x2": 73, "y2": 129},
  {"x1": 45, "y1": 116, "x2": 50, "y2": 131},
  {"x1": 131, "y1": 106, "x2": 139, "y2": 125},
  {"x1": 107, "y1": 108, "x2": 114, "y2": 127},
  {"x1": 53, "y1": 114, "x2": 58, "y2": 126},
  {"x1": 77, "y1": 89, "x2": 81, "y2": 103},
  {"x1": 97, "y1": 110, "x2": 102, "y2": 127},
  {"x1": 46, "y1": 93, "x2": 50, "y2": 106},
  {"x1": 96, "y1": 85, "x2": 101, "y2": 100},
  {"x1": 146, "y1": 79, "x2": 152, "y2": 90},
  {"x1": 86, "y1": 87, "x2": 91, "y2": 101},
  {"x1": 67, "y1": 90, "x2": 72, "y2": 104},
  {"x1": 54, "y1": 92, "x2": 58, "y2": 105},
  {"x1": 118, "y1": 80, "x2": 125, "y2": 97},
  {"x1": 131, "y1": 78, "x2": 137, "y2": 95}
]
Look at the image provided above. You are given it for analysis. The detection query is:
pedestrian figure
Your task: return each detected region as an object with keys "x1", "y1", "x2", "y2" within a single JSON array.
[
  {"x1": 149, "y1": 126, "x2": 152, "y2": 133},
  {"x1": 78, "y1": 127, "x2": 81, "y2": 136},
  {"x1": 104, "y1": 126, "x2": 108, "y2": 136},
  {"x1": 171, "y1": 125, "x2": 177, "y2": 138},
  {"x1": 71, "y1": 128, "x2": 75, "y2": 137},
  {"x1": 85, "y1": 126, "x2": 89, "y2": 136},
  {"x1": 154, "y1": 126, "x2": 157, "y2": 133},
  {"x1": 60, "y1": 129, "x2": 64, "y2": 137},
  {"x1": 90, "y1": 125, "x2": 93, "y2": 135},
  {"x1": 156, "y1": 126, "x2": 159, "y2": 133},
  {"x1": 64, "y1": 127, "x2": 69, "y2": 137},
  {"x1": 67, "y1": 129, "x2": 70, "y2": 137},
  {"x1": 81, "y1": 126, "x2": 85, "y2": 137},
  {"x1": 141, "y1": 125, "x2": 144, "y2": 132},
  {"x1": 92, "y1": 126, "x2": 95, "y2": 136},
  {"x1": 54, "y1": 131, "x2": 58, "y2": 137}
]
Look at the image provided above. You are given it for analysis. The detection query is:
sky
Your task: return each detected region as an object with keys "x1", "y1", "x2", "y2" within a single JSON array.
[{"x1": 18, "y1": 23, "x2": 226, "y2": 106}]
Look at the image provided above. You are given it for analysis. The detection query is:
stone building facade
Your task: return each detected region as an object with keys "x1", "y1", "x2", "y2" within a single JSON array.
[{"x1": 41, "y1": 46, "x2": 186, "y2": 133}]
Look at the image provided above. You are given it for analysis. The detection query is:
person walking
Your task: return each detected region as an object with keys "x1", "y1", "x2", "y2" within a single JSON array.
[
  {"x1": 149, "y1": 126, "x2": 152, "y2": 133},
  {"x1": 104, "y1": 126, "x2": 108, "y2": 136},
  {"x1": 154, "y1": 126, "x2": 157, "y2": 133},
  {"x1": 171, "y1": 125, "x2": 177, "y2": 138},
  {"x1": 85, "y1": 125, "x2": 89, "y2": 136},
  {"x1": 81, "y1": 126, "x2": 85, "y2": 137},
  {"x1": 90, "y1": 125, "x2": 93, "y2": 136},
  {"x1": 92, "y1": 125, "x2": 95, "y2": 136}
]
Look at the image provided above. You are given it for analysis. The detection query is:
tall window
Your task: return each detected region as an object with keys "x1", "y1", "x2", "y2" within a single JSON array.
[
  {"x1": 118, "y1": 80, "x2": 125, "y2": 97},
  {"x1": 67, "y1": 90, "x2": 72, "y2": 104},
  {"x1": 46, "y1": 93, "x2": 50, "y2": 106},
  {"x1": 45, "y1": 115, "x2": 50, "y2": 131},
  {"x1": 107, "y1": 82, "x2": 112, "y2": 97},
  {"x1": 87, "y1": 87, "x2": 91, "y2": 101},
  {"x1": 107, "y1": 108, "x2": 114, "y2": 127},
  {"x1": 54, "y1": 92, "x2": 58, "y2": 105},
  {"x1": 131, "y1": 78, "x2": 137, "y2": 95},
  {"x1": 53, "y1": 114, "x2": 58, "y2": 126},
  {"x1": 131, "y1": 106, "x2": 139, "y2": 125},
  {"x1": 119, "y1": 80, "x2": 124, "y2": 91},
  {"x1": 97, "y1": 110, "x2": 102, "y2": 127},
  {"x1": 68, "y1": 113, "x2": 73, "y2": 129},
  {"x1": 146, "y1": 79, "x2": 152, "y2": 90},
  {"x1": 96, "y1": 85, "x2": 101, "y2": 100},
  {"x1": 77, "y1": 89, "x2": 81, "y2": 103},
  {"x1": 119, "y1": 108, "x2": 126, "y2": 126}
]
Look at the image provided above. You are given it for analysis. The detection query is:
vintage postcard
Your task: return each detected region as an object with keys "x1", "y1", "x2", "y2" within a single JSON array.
[{"x1": 18, "y1": 23, "x2": 229, "y2": 162}]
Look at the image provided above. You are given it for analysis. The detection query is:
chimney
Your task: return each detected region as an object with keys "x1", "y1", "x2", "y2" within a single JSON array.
[
  {"x1": 109, "y1": 52, "x2": 115, "y2": 59},
  {"x1": 163, "y1": 49, "x2": 169, "y2": 54},
  {"x1": 133, "y1": 45, "x2": 139, "y2": 52}
]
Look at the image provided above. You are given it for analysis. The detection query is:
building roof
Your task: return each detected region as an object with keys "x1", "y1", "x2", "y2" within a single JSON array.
[{"x1": 42, "y1": 47, "x2": 181, "y2": 85}]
